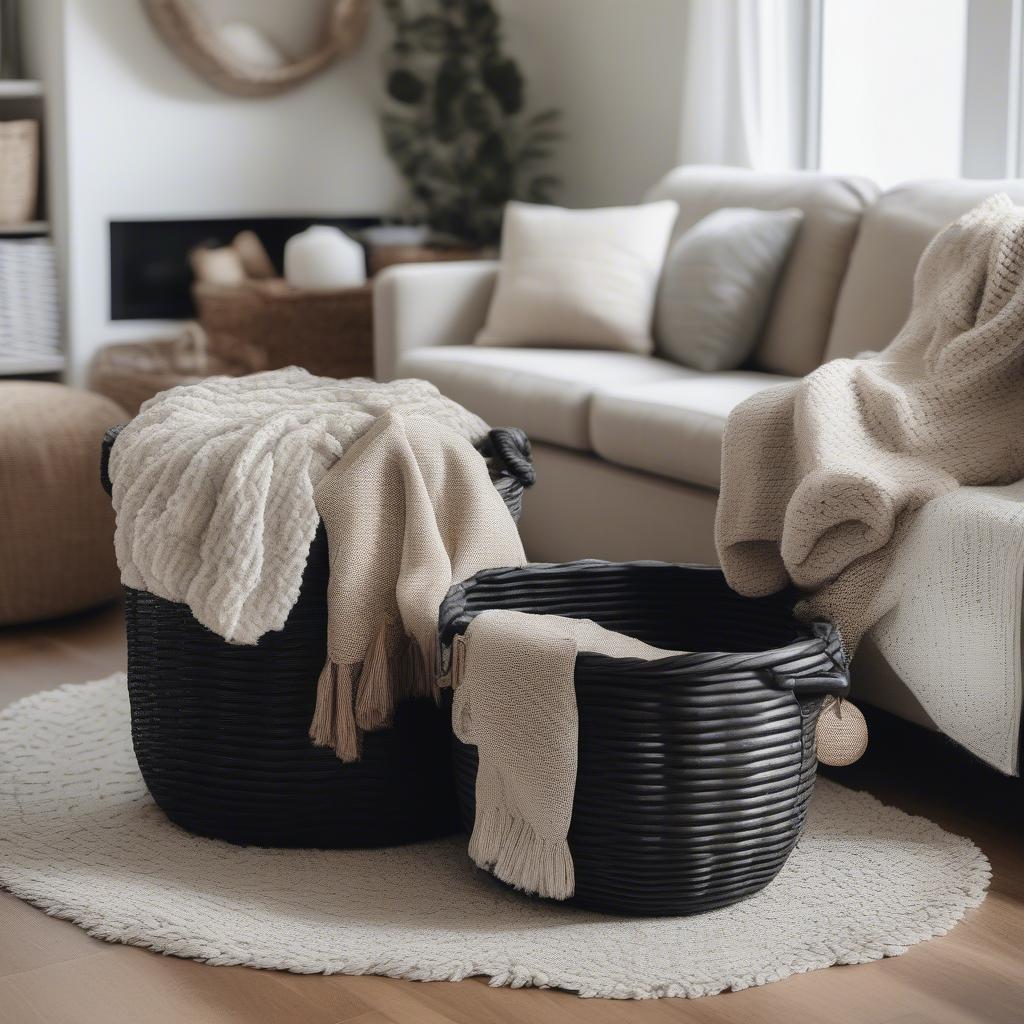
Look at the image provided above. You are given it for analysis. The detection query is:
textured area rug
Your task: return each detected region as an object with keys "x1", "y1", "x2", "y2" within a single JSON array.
[{"x1": 0, "y1": 676, "x2": 990, "y2": 1000}]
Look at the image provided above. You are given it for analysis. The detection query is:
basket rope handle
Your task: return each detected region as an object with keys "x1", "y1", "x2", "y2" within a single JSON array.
[
  {"x1": 100, "y1": 424, "x2": 125, "y2": 498},
  {"x1": 769, "y1": 665, "x2": 850, "y2": 698},
  {"x1": 480, "y1": 427, "x2": 536, "y2": 487}
]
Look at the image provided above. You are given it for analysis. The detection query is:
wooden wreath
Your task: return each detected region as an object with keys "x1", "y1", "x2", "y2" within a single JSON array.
[{"x1": 143, "y1": 0, "x2": 371, "y2": 98}]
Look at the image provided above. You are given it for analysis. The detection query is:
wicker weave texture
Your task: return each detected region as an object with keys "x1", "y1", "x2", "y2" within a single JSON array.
[
  {"x1": 103, "y1": 427, "x2": 531, "y2": 849},
  {"x1": 87, "y1": 330, "x2": 256, "y2": 416},
  {"x1": 0, "y1": 120, "x2": 38, "y2": 223},
  {"x1": 193, "y1": 279, "x2": 373, "y2": 380},
  {"x1": 441, "y1": 561, "x2": 849, "y2": 916}
]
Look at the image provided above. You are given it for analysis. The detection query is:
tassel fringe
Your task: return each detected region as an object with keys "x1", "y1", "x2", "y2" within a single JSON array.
[
  {"x1": 309, "y1": 661, "x2": 360, "y2": 763},
  {"x1": 310, "y1": 622, "x2": 445, "y2": 763},
  {"x1": 469, "y1": 806, "x2": 575, "y2": 901},
  {"x1": 332, "y1": 662, "x2": 360, "y2": 762},
  {"x1": 309, "y1": 661, "x2": 337, "y2": 748},
  {"x1": 355, "y1": 621, "x2": 395, "y2": 731}
]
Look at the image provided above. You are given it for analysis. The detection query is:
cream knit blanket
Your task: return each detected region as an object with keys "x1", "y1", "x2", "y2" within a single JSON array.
[
  {"x1": 109, "y1": 369, "x2": 521, "y2": 758},
  {"x1": 716, "y1": 194, "x2": 1024, "y2": 655},
  {"x1": 311, "y1": 411, "x2": 526, "y2": 761},
  {"x1": 110, "y1": 368, "x2": 489, "y2": 644},
  {"x1": 452, "y1": 611, "x2": 683, "y2": 900}
]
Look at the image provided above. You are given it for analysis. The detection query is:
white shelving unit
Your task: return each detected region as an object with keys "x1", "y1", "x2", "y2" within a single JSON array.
[
  {"x1": 0, "y1": 78, "x2": 60, "y2": 379},
  {"x1": 0, "y1": 352, "x2": 64, "y2": 375},
  {"x1": 0, "y1": 78, "x2": 42, "y2": 98},
  {"x1": 0, "y1": 220, "x2": 47, "y2": 235}
]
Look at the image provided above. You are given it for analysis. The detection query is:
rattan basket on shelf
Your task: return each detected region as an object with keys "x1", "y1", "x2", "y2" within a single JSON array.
[
  {"x1": 193, "y1": 278, "x2": 373, "y2": 379},
  {"x1": 0, "y1": 120, "x2": 38, "y2": 224}
]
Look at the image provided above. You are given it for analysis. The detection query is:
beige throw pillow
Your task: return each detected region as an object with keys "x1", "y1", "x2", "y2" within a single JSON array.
[{"x1": 475, "y1": 199, "x2": 679, "y2": 354}]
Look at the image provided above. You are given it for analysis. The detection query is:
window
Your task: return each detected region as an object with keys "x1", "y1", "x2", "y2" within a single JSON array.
[{"x1": 817, "y1": 0, "x2": 968, "y2": 187}]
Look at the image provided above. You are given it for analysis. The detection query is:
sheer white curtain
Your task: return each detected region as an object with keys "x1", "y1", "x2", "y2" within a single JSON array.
[{"x1": 679, "y1": 0, "x2": 817, "y2": 170}]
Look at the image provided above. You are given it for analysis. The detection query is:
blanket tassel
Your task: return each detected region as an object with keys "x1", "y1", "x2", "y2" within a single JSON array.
[
  {"x1": 355, "y1": 622, "x2": 395, "y2": 731},
  {"x1": 309, "y1": 660, "x2": 360, "y2": 763},
  {"x1": 469, "y1": 806, "x2": 575, "y2": 901}
]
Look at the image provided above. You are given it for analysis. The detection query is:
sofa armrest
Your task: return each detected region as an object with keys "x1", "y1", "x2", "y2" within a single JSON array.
[{"x1": 373, "y1": 260, "x2": 499, "y2": 381}]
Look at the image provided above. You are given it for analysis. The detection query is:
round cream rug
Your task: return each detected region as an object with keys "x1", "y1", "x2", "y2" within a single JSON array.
[{"x1": 0, "y1": 675, "x2": 990, "y2": 1000}]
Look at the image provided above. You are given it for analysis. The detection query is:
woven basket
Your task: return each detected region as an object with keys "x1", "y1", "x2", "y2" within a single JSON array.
[
  {"x1": 193, "y1": 279, "x2": 373, "y2": 379},
  {"x1": 100, "y1": 425, "x2": 534, "y2": 849},
  {"x1": 439, "y1": 561, "x2": 849, "y2": 916},
  {"x1": 87, "y1": 326, "x2": 261, "y2": 416},
  {"x1": 0, "y1": 120, "x2": 38, "y2": 224}
]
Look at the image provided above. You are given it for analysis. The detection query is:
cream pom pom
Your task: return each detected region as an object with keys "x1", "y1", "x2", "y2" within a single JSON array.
[{"x1": 816, "y1": 697, "x2": 868, "y2": 767}]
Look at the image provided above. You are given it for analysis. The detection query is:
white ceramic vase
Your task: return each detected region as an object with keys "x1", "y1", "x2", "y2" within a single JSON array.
[{"x1": 284, "y1": 226, "x2": 366, "y2": 290}]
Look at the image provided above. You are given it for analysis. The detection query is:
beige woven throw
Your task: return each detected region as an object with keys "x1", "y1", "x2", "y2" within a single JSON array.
[
  {"x1": 452, "y1": 611, "x2": 684, "y2": 900},
  {"x1": 311, "y1": 411, "x2": 526, "y2": 761},
  {"x1": 716, "y1": 194, "x2": 1024, "y2": 654}
]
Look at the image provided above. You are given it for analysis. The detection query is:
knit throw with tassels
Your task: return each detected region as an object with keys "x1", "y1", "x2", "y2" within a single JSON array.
[
  {"x1": 109, "y1": 369, "x2": 521, "y2": 759},
  {"x1": 310, "y1": 410, "x2": 526, "y2": 761},
  {"x1": 451, "y1": 610, "x2": 687, "y2": 900}
]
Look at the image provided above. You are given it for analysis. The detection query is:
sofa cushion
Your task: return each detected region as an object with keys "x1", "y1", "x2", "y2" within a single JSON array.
[
  {"x1": 398, "y1": 346, "x2": 695, "y2": 450},
  {"x1": 825, "y1": 179, "x2": 1024, "y2": 362},
  {"x1": 476, "y1": 200, "x2": 679, "y2": 354},
  {"x1": 654, "y1": 206, "x2": 803, "y2": 370},
  {"x1": 590, "y1": 371, "x2": 797, "y2": 489},
  {"x1": 645, "y1": 165, "x2": 878, "y2": 377}
]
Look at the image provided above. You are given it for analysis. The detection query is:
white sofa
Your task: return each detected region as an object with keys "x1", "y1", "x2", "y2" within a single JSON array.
[{"x1": 374, "y1": 165, "x2": 1024, "y2": 775}]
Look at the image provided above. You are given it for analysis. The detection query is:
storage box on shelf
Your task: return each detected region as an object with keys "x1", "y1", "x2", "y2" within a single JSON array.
[{"x1": 0, "y1": 80, "x2": 63, "y2": 379}]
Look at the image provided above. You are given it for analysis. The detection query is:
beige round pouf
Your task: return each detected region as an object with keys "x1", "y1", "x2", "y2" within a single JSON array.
[{"x1": 0, "y1": 382, "x2": 126, "y2": 625}]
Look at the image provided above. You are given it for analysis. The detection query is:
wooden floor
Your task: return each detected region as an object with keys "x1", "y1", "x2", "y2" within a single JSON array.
[{"x1": 0, "y1": 604, "x2": 1021, "y2": 1024}]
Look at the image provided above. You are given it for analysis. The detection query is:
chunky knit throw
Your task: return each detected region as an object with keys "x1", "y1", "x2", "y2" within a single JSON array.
[
  {"x1": 716, "y1": 195, "x2": 1024, "y2": 655},
  {"x1": 310, "y1": 411, "x2": 526, "y2": 761},
  {"x1": 109, "y1": 369, "x2": 512, "y2": 757},
  {"x1": 452, "y1": 611, "x2": 684, "y2": 900},
  {"x1": 110, "y1": 368, "x2": 489, "y2": 644}
]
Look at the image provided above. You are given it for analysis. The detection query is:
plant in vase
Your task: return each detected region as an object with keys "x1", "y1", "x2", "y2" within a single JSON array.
[{"x1": 379, "y1": 0, "x2": 562, "y2": 252}]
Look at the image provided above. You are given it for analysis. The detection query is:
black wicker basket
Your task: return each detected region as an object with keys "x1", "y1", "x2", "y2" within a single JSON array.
[
  {"x1": 438, "y1": 560, "x2": 849, "y2": 916},
  {"x1": 100, "y1": 424, "x2": 534, "y2": 849}
]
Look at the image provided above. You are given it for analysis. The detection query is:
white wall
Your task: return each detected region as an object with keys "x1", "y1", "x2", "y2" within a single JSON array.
[
  {"x1": 24, "y1": 0, "x2": 687, "y2": 380},
  {"x1": 500, "y1": 0, "x2": 687, "y2": 208}
]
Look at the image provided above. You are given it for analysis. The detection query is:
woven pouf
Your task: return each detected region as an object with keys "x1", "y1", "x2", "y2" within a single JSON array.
[{"x1": 0, "y1": 382, "x2": 125, "y2": 625}]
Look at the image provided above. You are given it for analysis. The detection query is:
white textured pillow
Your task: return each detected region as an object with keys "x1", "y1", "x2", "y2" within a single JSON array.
[
  {"x1": 475, "y1": 200, "x2": 679, "y2": 354},
  {"x1": 654, "y1": 207, "x2": 803, "y2": 371}
]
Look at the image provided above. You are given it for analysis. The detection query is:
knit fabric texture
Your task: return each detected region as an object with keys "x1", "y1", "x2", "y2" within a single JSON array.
[
  {"x1": 108, "y1": 368, "x2": 489, "y2": 645},
  {"x1": 716, "y1": 194, "x2": 1024, "y2": 656},
  {"x1": 452, "y1": 610, "x2": 685, "y2": 899},
  {"x1": 310, "y1": 411, "x2": 526, "y2": 762}
]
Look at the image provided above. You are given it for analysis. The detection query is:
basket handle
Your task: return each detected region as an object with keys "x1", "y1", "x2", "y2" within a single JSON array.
[
  {"x1": 480, "y1": 427, "x2": 536, "y2": 487},
  {"x1": 769, "y1": 665, "x2": 850, "y2": 698},
  {"x1": 100, "y1": 424, "x2": 125, "y2": 498}
]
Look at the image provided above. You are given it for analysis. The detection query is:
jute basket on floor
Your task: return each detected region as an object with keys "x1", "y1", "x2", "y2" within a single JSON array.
[
  {"x1": 439, "y1": 560, "x2": 850, "y2": 916},
  {"x1": 193, "y1": 279, "x2": 373, "y2": 379},
  {"x1": 87, "y1": 325, "x2": 261, "y2": 416},
  {"x1": 0, "y1": 120, "x2": 38, "y2": 224}
]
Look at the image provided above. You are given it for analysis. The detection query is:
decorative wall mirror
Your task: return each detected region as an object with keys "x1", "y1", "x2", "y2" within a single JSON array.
[{"x1": 143, "y1": 0, "x2": 371, "y2": 98}]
